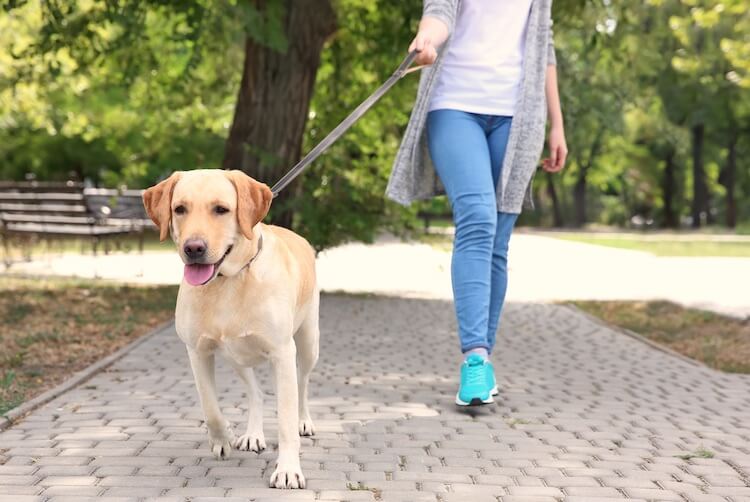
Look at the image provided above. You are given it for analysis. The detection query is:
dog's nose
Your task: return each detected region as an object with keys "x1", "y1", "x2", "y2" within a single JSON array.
[{"x1": 183, "y1": 239, "x2": 207, "y2": 260}]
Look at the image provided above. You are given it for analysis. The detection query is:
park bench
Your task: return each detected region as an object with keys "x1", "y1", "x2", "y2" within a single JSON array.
[
  {"x1": 0, "y1": 181, "x2": 151, "y2": 266},
  {"x1": 83, "y1": 187, "x2": 153, "y2": 233}
]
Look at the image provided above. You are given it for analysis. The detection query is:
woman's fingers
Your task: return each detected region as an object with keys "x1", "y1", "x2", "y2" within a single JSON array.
[
  {"x1": 556, "y1": 145, "x2": 567, "y2": 170},
  {"x1": 416, "y1": 45, "x2": 437, "y2": 65},
  {"x1": 541, "y1": 152, "x2": 565, "y2": 173},
  {"x1": 549, "y1": 144, "x2": 558, "y2": 170},
  {"x1": 410, "y1": 33, "x2": 437, "y2": 65}
]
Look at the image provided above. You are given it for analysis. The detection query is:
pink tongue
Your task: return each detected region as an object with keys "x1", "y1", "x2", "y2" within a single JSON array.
[{"x1": 184, "y1": 263, "x2": 215, "y2": 286}]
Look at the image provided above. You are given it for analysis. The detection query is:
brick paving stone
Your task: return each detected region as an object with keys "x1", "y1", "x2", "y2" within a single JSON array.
[
  {"x1": 564, "y1": 486, "x2": 624, "y2": 497},
  {"x1": 499, "y1": 497, "x2": 560, "y2": 502},
  {"x1": 99, "y1": 475, "x2": 185, "y2": 487},
  {"x1": 0, "y1": 486, "x2": 43, "y2": 495},
  {"x1": 318, "y1": 489, "x2": 376, "y2": 501},
  {"x1": 0, "y1": 475, "x2": 39, "y2": 485},
  {"x1": 564, "y1": 499, "x2": 646, "y2": 502},
  {"x1": 543, "y1": 475, "x2": 600, "y2": 487},
  {"x1": 625, "y1": 488, "x2": 686, "y2": 500},
  {"x1": 103, "y1": 486, "x2": 165, "y2": 497},
  {"x1": 40, "y1": 486, "x2": 102, "y2": 496},
  {"x1": 165, "y1": 487, "x2": 226, "y2": 497},
  {"x1": 442, "y1": 494, "x2": 496, "y2": 502},
  {"x1": 507, "y1": 486, "x2": 564, "y2": 497},
  {"x1": 47, "y1": 498, "x2": 135, "y2": 502},
  {"x1": 37, "y1": 476, "x2": 98, "y2": 486},
  {"x1": 0, "y1": 299, "x2": 748, "y2": 502},
  {"x1": 0, "y1": 466, "x2": 38, "y2": 475}
]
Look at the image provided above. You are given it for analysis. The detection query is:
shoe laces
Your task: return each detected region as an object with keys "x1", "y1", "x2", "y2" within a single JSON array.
[{"x1": 465, "y1": 360, "x2": 485, "y2": 386}]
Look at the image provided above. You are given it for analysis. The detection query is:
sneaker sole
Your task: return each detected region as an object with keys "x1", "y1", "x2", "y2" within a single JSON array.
[
  {"x1": 455, "y1": 393, "x2": 494, "y2": 406},
  {"x1": 491, "y1": 385, "x2": 499, "y2": 397}
]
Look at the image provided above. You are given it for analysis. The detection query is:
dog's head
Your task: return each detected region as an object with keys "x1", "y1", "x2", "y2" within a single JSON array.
[{"x1": 142, "y1": 169, "x2": 272, "y2": 286}]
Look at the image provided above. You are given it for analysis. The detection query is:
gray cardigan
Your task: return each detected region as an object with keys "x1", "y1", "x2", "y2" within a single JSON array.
[{"x1": 386, "y1": 0, "x2": 556, "y2": 214}]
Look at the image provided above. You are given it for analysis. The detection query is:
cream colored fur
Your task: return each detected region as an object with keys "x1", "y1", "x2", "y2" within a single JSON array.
[{"x1": 143, "y1": 169, "x2": 319, "y2": 489}]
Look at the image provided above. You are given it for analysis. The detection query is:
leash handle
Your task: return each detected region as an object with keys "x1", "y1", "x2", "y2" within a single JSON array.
[{"x1": 270, "y1": 51, "x2": 421, "y2": 197}]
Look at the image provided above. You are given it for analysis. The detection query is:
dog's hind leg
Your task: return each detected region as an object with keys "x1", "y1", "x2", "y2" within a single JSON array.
[
  {"x1": 187, "y1": 349, "x2": 235, "y2": 460},
  {"x1": 230, "y1": 364, "x2": 266, "y2": 453},
  {"x1": 294, "y1": 289, "x2": 320, "y2": 437}
]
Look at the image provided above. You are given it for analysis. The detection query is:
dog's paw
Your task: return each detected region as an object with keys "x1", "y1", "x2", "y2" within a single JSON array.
[
  {"x1": 209, "y1": 435, "x2": 233, "y2": 460},
  {"x1": 208, "y1": 423, "x2": 235, "y2": 460},
  {"x1": 234, "y1": 432, "x2": 266, "y2": 453},
  {"x1": 299, "y1": 416, "x2": 315, "y2": 437},
  {"x1": 269, "y1": 463, "x2": 306, "y2": 489}
]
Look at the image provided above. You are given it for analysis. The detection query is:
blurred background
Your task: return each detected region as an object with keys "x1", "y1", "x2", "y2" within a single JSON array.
[{"x1": 1, "y1": 0, "x2": 748, "y2": 244}]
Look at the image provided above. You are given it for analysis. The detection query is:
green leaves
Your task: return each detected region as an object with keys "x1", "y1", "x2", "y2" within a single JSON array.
[
  {"x1": 1, "y1": 0, "x2": 748, "y2": 243},
  {"x1": 239, "y1": 0, "x2": 289, "y2": 53}
]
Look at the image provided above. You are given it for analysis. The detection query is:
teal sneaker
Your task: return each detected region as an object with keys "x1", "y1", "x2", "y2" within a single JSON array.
[
  {"x1": 456, "y1": 354, "x2": 494, "y2": 406},
  {"x1": 486, "y1": 360, "x2": 499, "y2": 397}
]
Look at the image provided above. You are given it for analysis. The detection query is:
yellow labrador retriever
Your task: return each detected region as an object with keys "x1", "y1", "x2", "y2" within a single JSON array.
[{"x1": 143, "y1": 169, "x2": 319, "y2": 489}]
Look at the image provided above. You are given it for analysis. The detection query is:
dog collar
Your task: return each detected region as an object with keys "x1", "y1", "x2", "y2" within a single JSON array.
[
  {"x1": 242, "y1": 233, "x2": 264, "y2": 270},
  {"x1": 218, "y1": 233, "x2": 263, "y2": 277}
]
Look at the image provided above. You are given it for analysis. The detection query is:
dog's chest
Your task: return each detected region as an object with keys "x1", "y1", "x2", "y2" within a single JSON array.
[
  {"x1": 188, "y1": 323, "x2": 276, "y2": 367},
  {"x1": 216, "y1": 331, "x2": 274, "y2": 367},
  {"x1": 176, "y1": 290, "x2": 279, "y2": 366}
]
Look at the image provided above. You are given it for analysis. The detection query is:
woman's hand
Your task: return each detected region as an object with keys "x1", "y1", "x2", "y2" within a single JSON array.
[
  {"x1": 542, "y1": 125, "x2": 567, "y2": 173},
  {"x1": 409, "y1": 16, "x2": 449, "y2": 66}
]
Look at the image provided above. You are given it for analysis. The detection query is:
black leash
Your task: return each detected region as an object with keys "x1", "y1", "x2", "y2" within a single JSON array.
[{"x1": 270, "y1": 50, "x2": 422, "y2": 197}]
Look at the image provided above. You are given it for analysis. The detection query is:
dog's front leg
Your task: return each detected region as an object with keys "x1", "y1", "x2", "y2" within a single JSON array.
[
  {"x1": 187, "y1": 349, "x2": 235, "y2": 459},
  {"x1": 230, "y1": 365, "x2": 266, "y2": 453},
  {"x1": 269, "y1": 342, "x2": 305, "y2": 489}
]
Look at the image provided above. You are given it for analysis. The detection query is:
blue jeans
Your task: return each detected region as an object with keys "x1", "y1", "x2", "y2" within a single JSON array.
[{"x1": 427, "y1": 109, "x2": 518, "y2": 354}]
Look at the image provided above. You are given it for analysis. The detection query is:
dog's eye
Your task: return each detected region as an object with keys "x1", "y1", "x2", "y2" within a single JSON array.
[
  {"x1": 214, "y1": 206, "x2": 230, "y2": 215},
  {"x1": 174, "y1": 205, "x2": 186, "y2": 215}
]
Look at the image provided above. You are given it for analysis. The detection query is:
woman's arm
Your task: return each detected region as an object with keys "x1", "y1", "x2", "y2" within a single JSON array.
[
  {"x1": 409, "y1": 17, "x2": 450, "y2": 65},
  {"x1": 542, "y1": 18, "x2": 567, "y2": 173},
  {"x1": 408, "y1": 0, "x2": 456, "y2": 66}
]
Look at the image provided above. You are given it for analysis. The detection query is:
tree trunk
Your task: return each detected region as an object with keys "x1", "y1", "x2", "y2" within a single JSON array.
[
  {"x1": 223, "y1": 0, "x2": 336, "y2": 229},
  {"x1": 720, "y1": 131, "x2": 738, "y2": 228},
  {"x1": 573, "y1": 168, "x2": 587, "y2": 228},
  {"x1": 545, "y1": 171, "x2": 563, "y2": 227},
  {"x1": 690, "y1": 123, "x2": 708, "y2": 228},
  {"x1": 661, "y1": 148, "x2": 678, "y2": 228}
]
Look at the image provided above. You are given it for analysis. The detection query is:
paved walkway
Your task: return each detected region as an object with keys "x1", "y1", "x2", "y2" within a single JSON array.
[
  {"x1": 1, "y1": 297, "x2": 750, "y2": 501},
  {"x1": 6, "y1": 233, "x2": 750, "y2": 317}
]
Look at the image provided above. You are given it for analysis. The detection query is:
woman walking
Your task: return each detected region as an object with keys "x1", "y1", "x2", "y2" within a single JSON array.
[{"x1": 387, "y1": 0, "x2": 567, "y2": 406}]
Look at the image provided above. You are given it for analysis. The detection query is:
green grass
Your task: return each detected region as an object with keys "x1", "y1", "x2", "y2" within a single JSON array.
[
  {"x1": 552, "y1": 233, "x2": 750, "y2": 257},
  {"x1": 676, "y1": 447, "x2": 715, "y2": 460},
  {"x1": 573, "y1": 300, "x2": 750, "y2": 374},
  {"x1": 0, "y1": 277, "x2": 177, "y2": 415},
  {"x1": 0, "y1": 371, "x2": 23, "y2": 415}
]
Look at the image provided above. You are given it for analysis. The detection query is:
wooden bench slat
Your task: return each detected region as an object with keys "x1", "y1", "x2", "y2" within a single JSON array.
[
  {"x1": 0, "y1": 181, "x2": 83, "y2": 192},
  {"x1": 101, "y1": 218, "x2": 154, "y2": 228},
  {"x1": 1, "y1": 214, "x2": 96, "y2": 225},
  {"x1": 0, "y1": 193, "x2": 84, "y2": 202},
  {"x1": 5, "y1": 222, "x2": 129, "y2": 236},
  {"x1": 0, "y1": 203, "x2": 88, "y2": 213}
]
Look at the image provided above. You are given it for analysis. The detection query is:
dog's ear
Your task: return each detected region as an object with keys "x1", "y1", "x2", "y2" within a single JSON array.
[
  {"x1": 226, "y1": 170, "x2": 273, "y2": 240},
  {"x1": 142, "y1": 172, "x2": 181, "y2": 242}
]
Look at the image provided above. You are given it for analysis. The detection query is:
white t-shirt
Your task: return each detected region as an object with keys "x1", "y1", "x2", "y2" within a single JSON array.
[{"x1": 429, "y1": 0, "x2": 534, "y2": 116}]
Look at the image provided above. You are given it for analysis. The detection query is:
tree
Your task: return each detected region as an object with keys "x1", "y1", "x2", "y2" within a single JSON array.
[
  {"x1": 656, "y1": 0, "x2": 748, "y2": 227},
  {"x1": 222, "y1": 0, "x2": 337, "y2": 229},
  {"x1": 553, "y1": 0, "x2": 627, "y2": 227}
]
